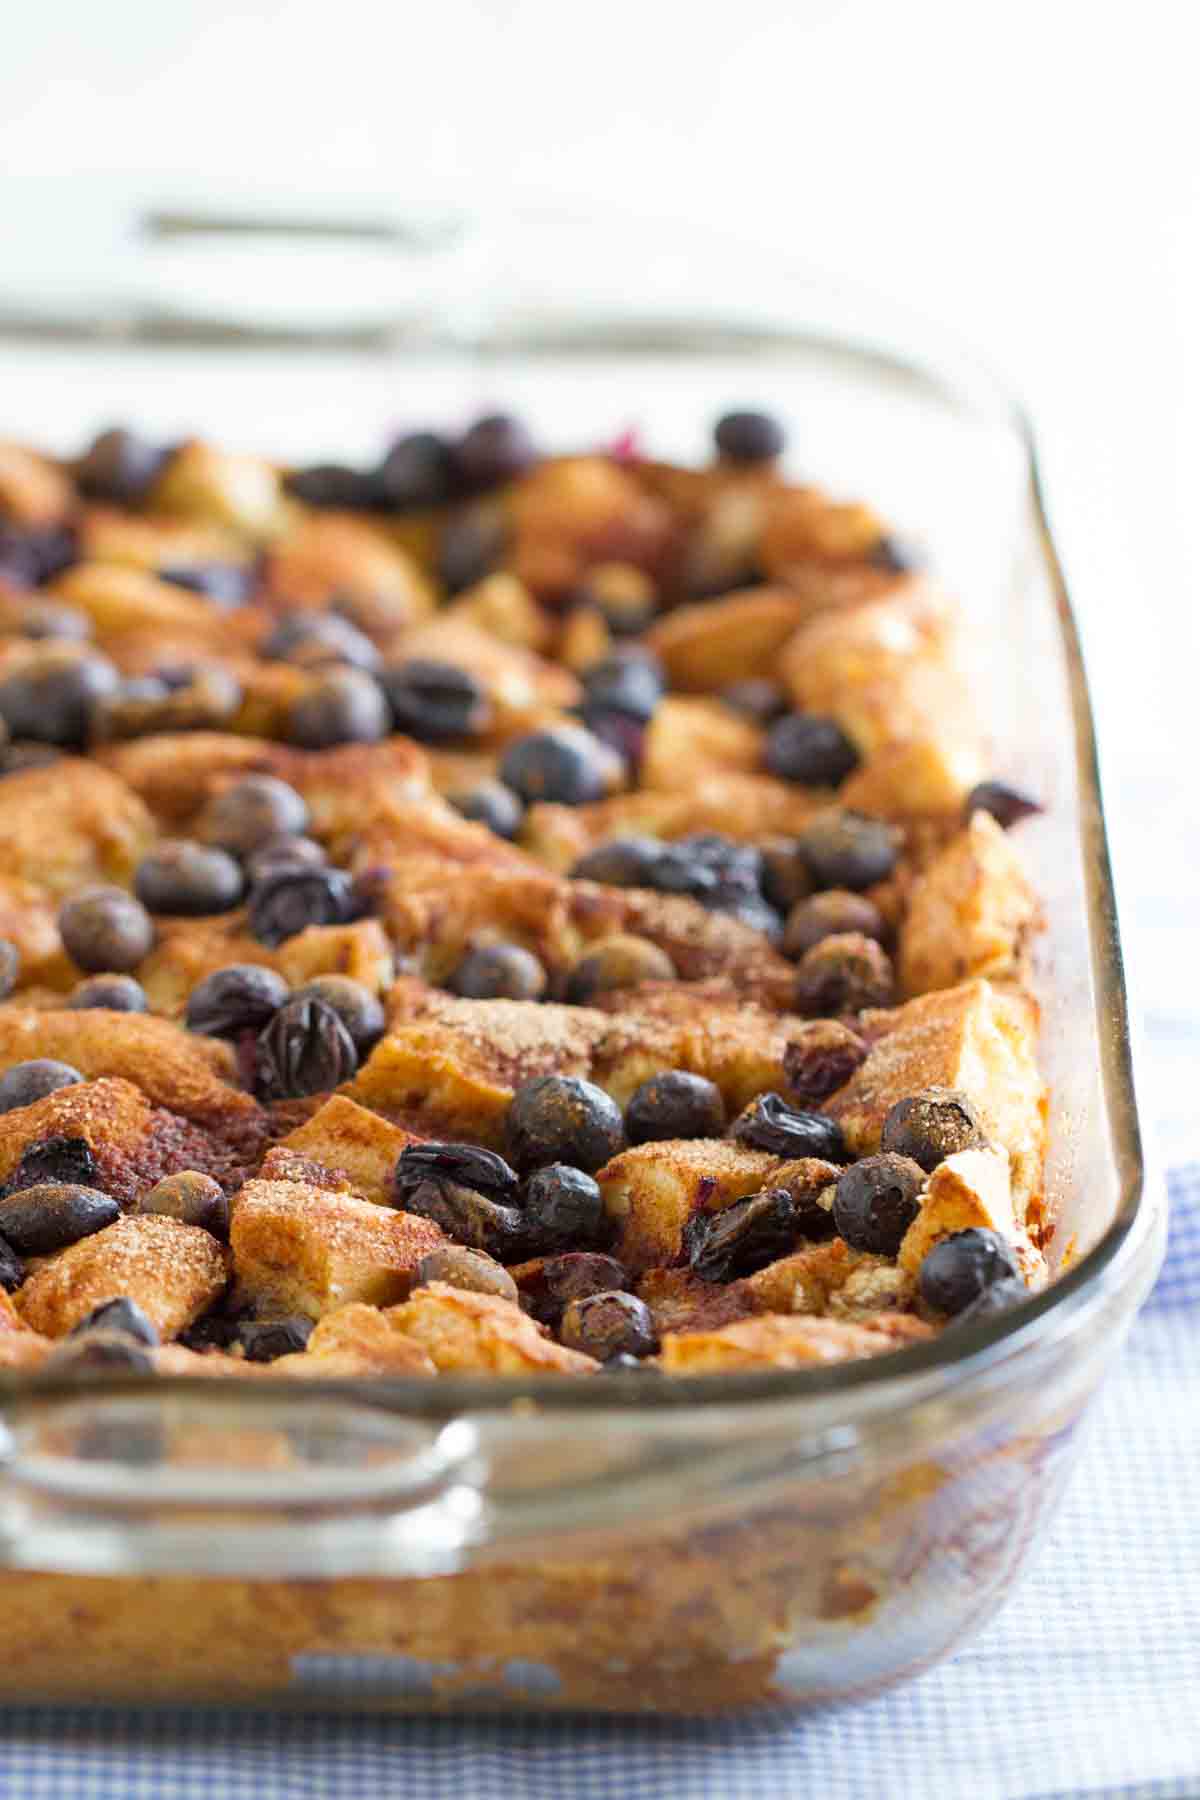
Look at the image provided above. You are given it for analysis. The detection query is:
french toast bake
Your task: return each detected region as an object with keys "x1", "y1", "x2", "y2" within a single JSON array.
[{"x1": 0, "y1": 410, "x2": 1047, "y2": 1386}]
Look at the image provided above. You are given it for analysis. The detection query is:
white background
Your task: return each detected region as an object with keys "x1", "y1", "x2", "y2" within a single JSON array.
[{"x1": 1, "y1": 0, "x2": 1196, "y2": 1132}]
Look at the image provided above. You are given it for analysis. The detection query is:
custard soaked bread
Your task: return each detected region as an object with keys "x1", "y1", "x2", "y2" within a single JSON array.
[{"x1": 0, "y1": 407, "x2": 1047, "y2": 1380}]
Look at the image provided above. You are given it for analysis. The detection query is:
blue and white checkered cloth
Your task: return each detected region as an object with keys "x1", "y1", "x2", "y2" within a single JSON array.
[{"x1": 2, "y1": 838, "x2": 1197, "y2": 1798}]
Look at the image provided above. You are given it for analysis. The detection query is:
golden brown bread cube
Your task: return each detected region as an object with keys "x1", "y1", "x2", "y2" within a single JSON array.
[
  {"x1": 573, "y1": 889, "x2": 796, "y2": 1010},
  {"x1": 350, "y1": 997, "x2": 609, "y2": 1144},
  {"x1": 635, "y1": 1268, "x2": 759, "y2": 1336},
  {"x1": 51, "y1": 563, "x2": 225, "y2": 647},
  {"x1": 272, "y1": 1302, "x2": 437, "y2": 1377},
  {"x1": 447, "y1": 571, "x2": 552, "y2": 653},
  {"x1": 0, "y1": 876, "x2": 73, "y2": 991},
  {"x1": 15, "y1": 1214, "x2": 228, "y2": 1340},
  {"x1": 151, "y1": 440, "x2": 284, "y2": 539},
  {"x1": 396, "y1": 614, "x2": 578, "y2": 730},
  {"x1": 385, "y1": 1282, "x2": 598, "y2": 1374},
  {"x1": 597, "y1": 1138, "x2": 782, "y2": 1274},
  {"x1": 778, "y1": 580, "x2": 973, "y2": 757},
  {"x1": 759, "y1": 486, "x2": 889, "y2": 575},
  {"x1": 825, "y1": 978, "x2": 1046, "y2": 1209},
  {"x1": 658, "y1": 1310, "x2": 933, "y2": 1372},
  {"x1": 274, "y1": 1096, "x2": 421, "y2": 1208},
  {"x1": 640, "y1": 698, "x2": 763, "y2": 791},
  {"x1": 898, "y1": 1147, "x2": 1046, "y2": 1289},
  {"x1": 645, "y1": 588, "x2": 809, "y2": 691},
  {"x1": 0, "y1": 441, "x2": 73, "y2": 527},
  {"x1": 229, "y1": 1180, "x2": 444, "y2": 1321},
  {"x1": 897, "y1": 810, "x2": 1039, "y2": 997},
  {"x1": 264, "y1": 512, "x2": 433, "y2": 614},
  {"x1": 0, "y1": 1009, "x2": 259, "y2": 1135},
  {"x1": 0, "y1": 758, "x2": 155, "y2": 896},
  {"x1": 840, "y1": 735, "x2": 985, "y2": 824},
  {"x1": 736, "y1": 1237, "x2": 916, "y2": 1320},
  {"x1": 75, "y1": 504, "x2": 250, "y2": 575},
  {"x1": 590, "y1": 982, "x2": 806, "y2": 1109}
]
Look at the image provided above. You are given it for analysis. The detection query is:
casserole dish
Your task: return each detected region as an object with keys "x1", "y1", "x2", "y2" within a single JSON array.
[{"x1": 0, "y1": 226, "x2": 1163, "y2": 1711}]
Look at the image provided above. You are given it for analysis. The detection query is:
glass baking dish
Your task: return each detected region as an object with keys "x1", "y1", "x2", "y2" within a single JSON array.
[{"x1": 0, "y1": 229, "x2": 1164, "y2": 1712}]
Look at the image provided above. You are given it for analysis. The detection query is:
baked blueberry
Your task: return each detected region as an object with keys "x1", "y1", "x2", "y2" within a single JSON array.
[
  {"x1": 19, "y1": 601, "x2": 90, "y2": 642},
  {"x1": 262, "y1": 612, "x2": 381, "y2": 672},
  {"x1": 248, "y1": 866, "x2": 356, "y2": 947},
  {"x1": 380, "y1": 660, "x2": 490, "y2": 742},
  {"x1": 793, "y1": 932, "x2": 895, "y2": 1016},
  {"x1": 579, "y1": 651, "x2": 664, "y2": 724},
  {"x1": 0, "y1": 1183, "x2": 120, "y2": 1254},
  {"x1": 141, "y1": 1171, "x2": 230, "y2": 1237},
  {"x1": 505, "y1": 1074, "x2": 626, "y2": 1174},
  {"x1": 918, "y1": 1228, "x2": 1020, "y2": 1316},
  {"x1": 965, "y1": 781, "x2": 1043, "y2": 829},
  {"x1": 66, "y1": 973, "x2": 148, "y2": 1012},
  {"x1": 75, "y1": 427, "x2": 169, "y2": 504},
  {"x1": 159, "y1": 563, "x2": 254, "y2": 607},
  {"x1": 374, "y1": 430, "x2": 457, "y2": 509},
  {"x1": 784, "y1": 890, "x2": 886, "y2": 959},
  {"x1": 238, "y1": 1316, "x2": 314, "y2": 1362},
  {"x1": 521, "y1": 1164, "x2": 607, "y2": 1253},
  {"x1": 765, "y1": 714, "x2": 860, "y2": 786},
  {"x1": 0, "y1": 1236, "x2": 24, "y2": 1293},
  {"x1": 0, "y1": 649, "x2": 118, "y2": 747},
  {"x1": 565, "y1": 936, "x2": 675, "y2": 1004},
  {"x1": 500, "y1": 725, "x2": 615, "y2": 807},
  {"x1": 560, "y1": 1290, "x2": 657, "y2": 1362},
  {"x1": 722, "y1": 679, "x2": 789, "y2": 725},
  {"x1": 454, "y1": 413, "x2": 536, "y2": 490},
  {"x1": 290, "y1": 975, "x2": 385, "y2": 1053},
  {"x1": 46, "y1": 1331, "x2": 156, "y2": 1375},
  {"x1": 134, "y1": 841, "x2": 244, "y2": 916},
  {"x1": 713, "y1": 410, "x2": 786, "y2": 463},
  {"x1": 283, "y1": 463, "x2": 375, "y2": 508},
  {"x1": 185, "y1": 964, "x2": 290, "y2": 1037},
  {"x1": 448, "y1": 779, "x2": 524, "y2": 840},
  {"x1": 573, "y1": 563, "x2": 657, "y2": 636},
  {"x1": 414, "y1": 1245, "x2": 518, "y2": 1303},
  {"x1": 759, "y1": 840, "x2": 815, "y2": 914},
  {"x1": 521, "y1": 1252, "x2": 630, "y2": 1327},
  {"x1": 288, "y1": 667, "x2": 389, "y2": 748},
  {"x1": 782, "y1": 1021, "x2": 869, "y2": 1103},
  {"x1": 832, "y1": 1154, "x2": 924, "y2": 1255},
  {"x1": 203, "y1": 775, "x2": 309, "y2": 855},
  {"x1": 880, "y1": 1088, "x2": 988, "y2": 1173},
  {"x1": 684, "y1": 1188, "x2": 799, "y2": 1282},
  {"x1": 70, "y1": 1296, "x2": 160, "y2": 1346},
  {"x1": 625, "y1": 1071, "x2": 725, "y2": 1144},
  {"x1": 10, "y1": 1136, "x2": 97, "y2": 1188},
  {"x1": 571, "y1": 837, "x2": 662, "y2": 888},
  {"x1": 448, "y1": 943, "x2": 547, "y2": 1002},
  {"x1": 58, "y1": 886, "x2": 154, "y2": 973},
  {"x1": 949, "y1": 1275, "x2": 1030, "y2": 1328},
  {"x1": 732, "y1": 1091, "x2": 846, "y2": 1162},
  {"x1": 244, "y1": 834, "x2": 328, "y2": 884},
  {"x1": 254, "y1": 996, "x2": 359, "y2": 1099},
  {"x1": 395, "y1": 1142, "x2": 523, "y2": 1256},
  {"x1": 0, "y1": 522, "x2": 76, "y2": 589},
  {"x1": 0, "y1": 1060, "x2": 84, "y2": 1114},
  {"x1": 794, "y1": 811, "x2": 898, "y2": 891},
  {"x1": 869, "y1": 535, "x2": 922, "y2": 574},
  {"x1": 437, "y1": 510, "x2": 505, "y2": 593}
]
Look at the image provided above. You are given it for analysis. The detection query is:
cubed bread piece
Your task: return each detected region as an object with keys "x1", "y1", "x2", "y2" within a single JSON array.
[
  {"x1": 52, "y1": 562, "x2": 224, "y2": 645},
  {"x1": 640, "y1": 698, "x2": 763, "y2": 791},
  {"x1": 15, "y1": 1214, "x2": 228, "y2": 1340},
  {"x1": 778, "y1": 581, "x2": 973, "y2": 757},
  {"x1": 151, "y1": 440, "x2": 284, "y2": 538},
  {"x1": 591, "y1": 983, "x2": 806, "y2": 1108},
  {"x1": 350, "y1": 998, "x2": 609, "y2": 1145},
  {"x1": 0, "y1": 875, "x2": 73, "y2": 990},
  {"x1": 76, "y1": 504, "x2": 250, "y2": 574},
  {"x1": 597, "y1": 1138, "x2": 781, "y2": 1274},
  {"x1": 446, "y1": 571, "x2": 551, "y2": 652},
  {"x1": 371, "y1": 860, "x2": 574, "y2": 986},
  {"x1": 645, "y1": 588, "x2": 809, "y2": 691},
  {"x1": 271, "y1": 1303, "x2": 437, "y2": 1377},
  {"x1": 0, "y1": 758, "x2": 155, "y2": 895},
  {"x1": 825, "y1": 979, "x2": 1046, "y2": 1208},
  {"x1": 840, "y1": 735, "x2": 985, "y2": 823},
  {"x1": 635, "y1": 1268, "x2": 759, "y2": 1336},
  {"x1": 0, "y1": 441, "x2": 73, "y2": 526},
  {"x1": 735, "y1": 1237, "x2": 916, "y2": 1319},
  {"x1": 230, "y1": 1180, "x2": 444, "y2": 1321},
  {"x1": 759, "y1": 486, "x2": 889, "y2": 575},
  {"x1": 0, "y1": 1009, "x2": 260, "y2": 1135},
  {"x1": 264, "y1": 512, "x2": 433, "y2": 612},
  {"x1": 385, "y1": 1282, "x2": 598, "y2": 1374},
  {"x1": 898, "y1": 811, "x2": 1039, "y2": 997},
  {"x1": 275, "y1": 920, "x2": 395, "y2": 994},
  {"x1": 658, "y1": 1310, "x2": 933, "y2": 1372},
  {"x1": 899, "y1": 1146, "x2": 1046, "y2": 1289},
  {"x1": 274, "y1": 1096, "x2": 422, "y2": 1208}
]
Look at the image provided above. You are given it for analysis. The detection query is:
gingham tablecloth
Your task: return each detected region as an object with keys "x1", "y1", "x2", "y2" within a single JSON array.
[{"x1": 2, "y1": 793, "x2": 1197, "y2": 1799}]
